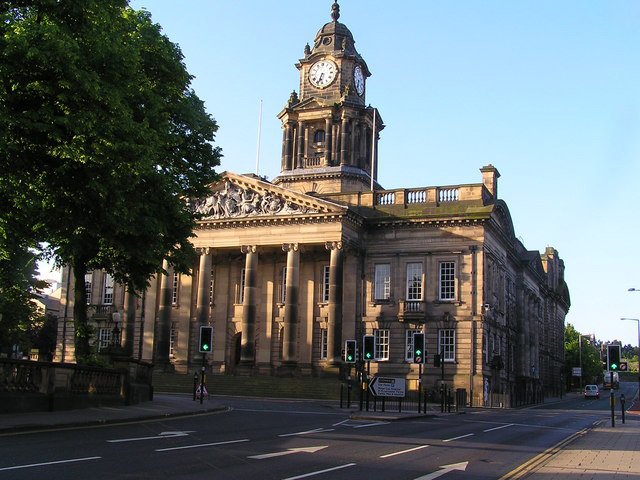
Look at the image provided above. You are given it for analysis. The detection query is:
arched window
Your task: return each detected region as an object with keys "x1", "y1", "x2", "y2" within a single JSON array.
[{"x1": 313, "y1": 129, "x2": 326, "y2": 143}]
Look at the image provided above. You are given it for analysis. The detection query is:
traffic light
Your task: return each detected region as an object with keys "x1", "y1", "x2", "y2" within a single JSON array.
[
  {"x1": 607, "y1": 344, "x2": 621, "y2": 371},
  {"x1": 434, "y1": 354, "x2": 441, "y2": 367},
  {"x1": 413, "y1": 333, "x2": 425, "y2": 364},
  {"x1": 363, "y1": 335, "x2": 375, "y2": 361},
  {"x1": 199, "y1": 326, "x2": 213, "y2": 353},
  {"x1": 344, "y1": 340, "x2": 356, "y2": 363}
]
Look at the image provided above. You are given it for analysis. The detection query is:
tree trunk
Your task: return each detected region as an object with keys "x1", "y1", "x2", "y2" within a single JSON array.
[{"x1": 72, "y1": 258, "x2": 90, "y2": 361}]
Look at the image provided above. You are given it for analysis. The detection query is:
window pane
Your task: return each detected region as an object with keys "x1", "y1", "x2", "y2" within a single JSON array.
[
  {"x1": 374, "y1": 264, "x2": 391, "y2": 300},
  {"x1": 169, "y1": 322, "x2": 178, "y2": 358},
  {"x1": 374, "y1": 329, "x2": 390, "y2": 360},
  {"x1": 406, "y1": 263, "x2": 422, "y2": 300},
  {"x1": 405, "y1": 329, "x2": 420, "y2": 361},
  {"x1": 439, "y1": 261, "x2": 456, "y2": 301},
  {"x1": 239, "y1": 268, "x2": 246, "y2": 303},
  {"x1": 85, "y1": 273, "x2": 92, "y2": 305},
  {"x1": 172, "y1": 272, "x2": 179, "y2": 305},
  {"x1": 102, "y1": 273, "x2": 114, "y2": 305},
  {"x1": 320, "y1": 328, "x2": 328, "y2": 359},
  {"x1": 322, "y1": 265, "x2": 330, "y2": 302},
  {"x1": 438, "y1": 329, "x2": 455, "y2": 361}
]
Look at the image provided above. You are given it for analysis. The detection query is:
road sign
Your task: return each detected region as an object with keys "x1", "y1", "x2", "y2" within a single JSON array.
[
  {"x1": 619, "y1": 362, "x2": 628, "y2": 371},
  {"x1": 368, "y1": 376, "x2": 406, "y2": 397},
  {"x1": 572, "y1": 367, "x2": 581, "y2": 376}
]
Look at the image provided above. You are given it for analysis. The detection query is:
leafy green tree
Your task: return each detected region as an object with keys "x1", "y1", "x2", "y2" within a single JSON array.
[
  {"x1": 564, "y1": 323, "x2": 602, "y2": 387},
  {"x1": 1, "y1": 1, "x2": 221, "y2": 360}
]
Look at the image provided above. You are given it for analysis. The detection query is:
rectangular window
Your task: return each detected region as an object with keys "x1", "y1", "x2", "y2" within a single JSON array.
[
  {"x1": 405, "y1": 329, "x2": 421, "y2": 361},
  {"x1": 406, "y1": 263, "x2": 423, "y2": 301},
  {"x1": 374, "y1": 329, "x2": 390, "y2": 360},
  {"x1": 322, "y1": 265, "x2": 330, "y2": 303},
  {"x1": 169, "y1": 322, "x2": 178, "y2": 358},
  {"x1": 439, "y1": 261, "x2": 456, "y2": 301},
  {"x1": 98, "y1": 327, "x2": 112, "y2": 352},
  {"x1": 374, "y1": 264, "x2": 391, "y2": 300},
  {"x1": 85, "y1": 273, "x2": 92, "y2": 305},
  {"x1": 102, "y1": 273, "x2": 114, "y2": 305},
  {"x1": 171, "y1": 272, "x2": 179, "y2": 305},
  {"x1": 209, "y1": 271, "x2": 215, "y2": 305},
  {"x1": 281, "y1": 266, "x2": 287, "y2": 303},
  {"x1": 438, "y1": 329, "x2": 455, "y2": 362},
  {"x1": 320, "y1": 328, "x2": 328, "y2": 359},
  {"x1": 238, "y1": 268, "x2": 246, "y2": 303}
]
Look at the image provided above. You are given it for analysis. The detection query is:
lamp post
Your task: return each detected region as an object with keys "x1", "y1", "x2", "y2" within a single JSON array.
[{"x1": 620, "y1": 316, "x2": 640, "y2": 396}]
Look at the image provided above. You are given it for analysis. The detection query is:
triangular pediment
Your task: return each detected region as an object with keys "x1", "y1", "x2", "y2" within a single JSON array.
[{"x1": 192, "y1": 172, "x2": 347, "y2": 221}]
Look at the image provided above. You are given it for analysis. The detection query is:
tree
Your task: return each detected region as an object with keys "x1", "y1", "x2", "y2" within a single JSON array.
[
  {"x1": 564, "y1": 324, "x2": 602, "y2": 387},
  {"x1": 1, "y1": 1, "x2": 221, "y2": 360}
]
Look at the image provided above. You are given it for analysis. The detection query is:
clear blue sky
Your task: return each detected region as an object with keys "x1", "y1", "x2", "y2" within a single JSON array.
[{"x1": 113, "y1": 1, "x2": 639, "y2": 346}]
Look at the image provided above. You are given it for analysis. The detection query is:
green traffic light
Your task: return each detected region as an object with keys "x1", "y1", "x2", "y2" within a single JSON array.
[
  {"x1": 202, "y1": 344, "x2": 210, "y2": 351},
  {"x1": 416, "y1": 349, "x2": 422, "y2": 356},
  {"x1": 611, "y1": 363, "x2": 618, "y2": 370}
]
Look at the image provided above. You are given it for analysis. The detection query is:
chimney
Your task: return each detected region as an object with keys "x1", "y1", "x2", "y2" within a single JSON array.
[{"x1": 480, "y1": 164, "x2": 500, "y2": 199}]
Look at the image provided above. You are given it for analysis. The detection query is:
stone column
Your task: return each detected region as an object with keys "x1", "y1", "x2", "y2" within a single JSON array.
[
  {"x1": 281, "y1": 243, "x2": 300, "y2": 365},
  {"x1": 325, "y1": 241, "x2": 344, "y2": 364},
  {"x1": 350, "y1": 120, "x2": 358, "y2": 166},
  {"x1": 155, "y1": 259, "x2": 173, "y2": 369},
  {"x1": 122, "y1": 289, "x2": 136, "y2": 357},
  {"x1": 296, "y1": 121, "x2": 304, "y2": 168},
  {"x1": 340, "y1": 117, "x2": 349, "y2": 165},
  {"x1": 196, "y1": 249, "x2": 212, "y2": 326},
  {"x1": 240, "y1": 245, "x2": 258, "y2": 365},
  {"x1": 284, "y1": 123, "x2": 293, "y2": 170},
  {"x1": 324, "y1": 117, "x2": 333, "y2": 166}
]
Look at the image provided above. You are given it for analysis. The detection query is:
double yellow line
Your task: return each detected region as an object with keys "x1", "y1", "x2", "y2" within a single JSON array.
[{"x1": 497, "y1": 427, "x2": 589, "y2": 479}]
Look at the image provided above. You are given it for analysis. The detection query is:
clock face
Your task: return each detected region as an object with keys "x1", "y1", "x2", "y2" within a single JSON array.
[
  {"x1": 354, "y1": 65, "x2": 365, "y2": 96},
  {"x1": 309, "y1": 60, "x2": 338, "y2": 88}
]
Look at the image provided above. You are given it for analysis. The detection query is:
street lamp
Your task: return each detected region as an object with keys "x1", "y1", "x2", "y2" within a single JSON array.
[{"x1": 620, "y1": 317, "x2": 640, "y2": 395}]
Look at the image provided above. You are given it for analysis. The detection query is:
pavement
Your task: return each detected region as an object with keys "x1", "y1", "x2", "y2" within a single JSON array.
[{"x1": 1, "y1": 392, "x2": 639, "y2": 479}]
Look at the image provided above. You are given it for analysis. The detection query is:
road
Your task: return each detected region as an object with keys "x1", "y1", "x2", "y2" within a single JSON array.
[{"x1": 1, "y1": 382, "x2": 635, "y2": 480}]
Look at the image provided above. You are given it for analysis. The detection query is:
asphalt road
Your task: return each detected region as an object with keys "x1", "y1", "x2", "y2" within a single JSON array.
[{"x1": 1, "y1": 384, "x2": 634, "y2": 480}]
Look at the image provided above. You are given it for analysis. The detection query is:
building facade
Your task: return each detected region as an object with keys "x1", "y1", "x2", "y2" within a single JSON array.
[{"x1": 55, "y1": 2, "x2": 570, "y2": 406}]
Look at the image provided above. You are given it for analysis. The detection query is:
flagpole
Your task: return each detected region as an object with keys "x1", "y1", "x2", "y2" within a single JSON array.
[{"x1": 255, "y1": 99, "x2": 263, "y2": 175}]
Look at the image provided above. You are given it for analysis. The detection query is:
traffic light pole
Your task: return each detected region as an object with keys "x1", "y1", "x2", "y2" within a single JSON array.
[
  {"x1": 200, "y1": 353, "x2": 206, "y2": 405},
  {"x1": 418, "y1": 363, "x2": 422, "y2": 413}
]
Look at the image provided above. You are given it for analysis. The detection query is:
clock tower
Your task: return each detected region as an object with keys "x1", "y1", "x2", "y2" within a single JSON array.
[{"x1": 273, "y1": 2, "x2": 384, "y2": 194}]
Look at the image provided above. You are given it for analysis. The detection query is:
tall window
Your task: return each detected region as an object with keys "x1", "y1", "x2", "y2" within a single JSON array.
[
  {"x1": 238, "y1": 268, "x2": 246, "y2": 303},
  {"x1": 102, "y1": 273, "x2": 114, "y2": 305},
  {"x1": 313, "y1": 129, "x2": 326, "y2": 143},
  {"x1": 322, "y1": 265, "x2": 330, "y2": 303},
  {"x1": 438, "y1": 329, "x2": 455, "y2": 362},
  {"x1": 439, "y1": 261, "x2": 456, "y2": 301},
  {"x1": 97, "y1": 327, "x2": 112, "y2": 351},
  {"x1": 209, "y1": 273, "x2": 215, "y2": 305},
  {"x1": 320, "y1": 328, "x2": 328, "y2": 359},
  {"x1": 171, "y1": 272, "x2": 179, "y2": 305},
  {"x1": 374, "y1": 329, "x2": 390, "y2": 360},
  {"x1": 85, "y1": 273, "x2": 92, "y2": 305},
  {"x1": 406, "y1": 263, "x2": 423, "y2": 301},
  {"x1": 280, "y1": 267, "x2": 287, "y2": 303},
  {"x1": 405, "y1": 329, "x2": 421, "y2": 362},
  {"x1": 374, "y1": 264, "x2": 391, "y2": 300},
  {"x1": 169, "y1": 322, "x2": 178, "y2": 358}
]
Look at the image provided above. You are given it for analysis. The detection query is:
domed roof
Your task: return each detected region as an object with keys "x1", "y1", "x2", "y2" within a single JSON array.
[{"x1": 312, "y1": 2, "x2": 357, "y2": 56}]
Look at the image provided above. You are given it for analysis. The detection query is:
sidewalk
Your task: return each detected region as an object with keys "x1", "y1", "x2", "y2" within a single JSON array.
[
  {"x1": 0, "y1": 394, "x2": 226, "y2": 433},
  {"x1": 510, "y1": 397, "x2": 640, "y2": 479}
]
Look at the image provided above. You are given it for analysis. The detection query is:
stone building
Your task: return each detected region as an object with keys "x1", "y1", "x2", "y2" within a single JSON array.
[{"x1": 55, "y1": 2, "x2": 570, "y2": 406}]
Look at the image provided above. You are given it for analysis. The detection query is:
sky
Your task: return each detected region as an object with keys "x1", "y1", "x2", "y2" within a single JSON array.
[{"x1": 43, "y1": 1, "x2": 640, "y2": 346}]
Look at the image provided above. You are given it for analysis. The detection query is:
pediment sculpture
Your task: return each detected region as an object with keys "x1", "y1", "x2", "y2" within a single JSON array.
[{"x1": 193, "y1": 180, "x2": 319, "y2": 220}]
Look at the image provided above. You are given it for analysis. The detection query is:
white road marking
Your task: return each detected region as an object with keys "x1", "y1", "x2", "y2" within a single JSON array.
[
  {"x1": 0, "y1": 456, "x2": 101, "y2": 471},
  {"x1": 278, "y1": 428, "x2": 334, "y2": 437},
  {"x1": 332, "y1": 419, "x2": 350, "y2": 427},
  {"x1": 155, "y1": 438, "x2": 249, "y2": 452},
  {"x1": 483, "y1": 423, "x2": 514, "y2": 432},
  {"x1": 414, "y1": 461, "x2": 468, "y2": 480},
  {"x1": 282, "y1": 463, "x2": 356, "y2": 480},
  {"x1": 380, "y1": 444, "x2": 430, "y2": 458},
  {"x1": 443, "y1": 433, "x2": 474, "y2": 442},
  {"x1": 248, "y1": 446, "x2": 328, "y2": 460},
  {"x1": 107, "y1": 431, "x2": 194, "y2": 443},
  {"x1": 353, "y1": 421, "x2": 390, "y2": 429}
]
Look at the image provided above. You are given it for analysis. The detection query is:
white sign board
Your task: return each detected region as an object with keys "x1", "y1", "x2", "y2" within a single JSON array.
[
  {"x1": 572, "y1": 367, "x2": 581, "y2": 377},
  {"x1": 369, "y1": 376, "x2": 406, "y2": 397}
]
